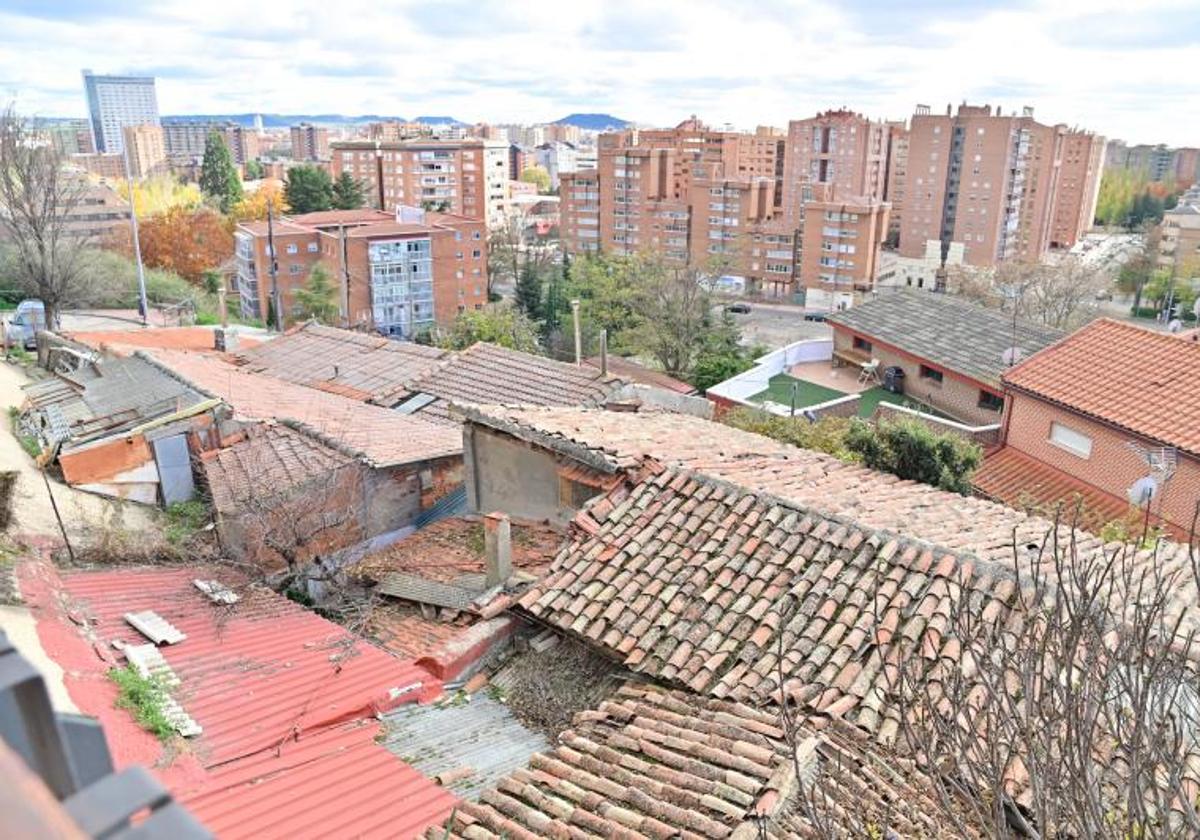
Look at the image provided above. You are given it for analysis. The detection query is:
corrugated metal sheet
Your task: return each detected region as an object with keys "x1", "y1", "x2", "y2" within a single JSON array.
[
  {"x1": 63, "y1": 568, "x2": 440, "y2": 766},
  {"x1": 61, "y1": 567, "x2": 457, "y2": 839},
  {"x1": 382, "y1": 694, "x2": 550, "y2": 801},
  {"x1": 378, "y1": 572, "x2": 482, "y2": 610},
  {"x1": 184, "y1": 721, "x2": 456, "y2": 840}
]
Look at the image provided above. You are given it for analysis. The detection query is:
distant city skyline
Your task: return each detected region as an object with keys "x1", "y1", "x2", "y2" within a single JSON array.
[{"x1": 2, "y1": 0, "x2": 1198, "y2": 146}]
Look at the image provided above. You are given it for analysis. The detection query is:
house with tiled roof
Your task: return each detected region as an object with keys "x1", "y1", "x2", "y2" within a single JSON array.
[
  {"x1": 426, "y1": 683, "x2": 982, "y2": 839},
  {"x1": 826, "y1": 289, "x2": 1063, "y2": 424},
  {"x1": 978, "y1": 318, "x2": 1200, "y2": 538}
]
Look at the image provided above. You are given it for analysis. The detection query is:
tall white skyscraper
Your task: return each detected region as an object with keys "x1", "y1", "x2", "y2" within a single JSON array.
[{"x1": 81, "y1": 69, "x2": 159, "y2": 154}]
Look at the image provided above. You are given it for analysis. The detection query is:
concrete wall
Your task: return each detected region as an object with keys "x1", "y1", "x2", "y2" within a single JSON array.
[
  {"x1": 706, "y1": 338, "x2": 833, "y2": 405},
  {"x1": 465, "y1": 425, "x2": 569, "y2": 523},
  {"x1": 611, "y1": 383, "x2": 713, "y2": 418},
  {"x1": 1004, "y1": 391, "x2": 1200, "y2": 534},
  {"x1": 874, "y1": 402, "x2": 1001, "y2": 446}
]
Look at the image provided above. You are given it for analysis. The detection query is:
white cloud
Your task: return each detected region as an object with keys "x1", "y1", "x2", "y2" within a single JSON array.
[{"x1": 0, "y1": 0, "x2": 1197, "y2": 144}]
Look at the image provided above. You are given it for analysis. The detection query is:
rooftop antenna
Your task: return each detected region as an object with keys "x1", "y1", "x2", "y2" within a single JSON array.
[{"x1": 1125, "y1": 441, "x2": 1177, "y2": 515}]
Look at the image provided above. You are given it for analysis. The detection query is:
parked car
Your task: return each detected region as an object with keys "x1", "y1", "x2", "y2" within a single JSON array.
[
  {"x1": 725, "y1": 302, "x2": 752, "y2": 314},
  {"x1": 4, "y1": 300, "x2": 46, "y2": 350},
  {"x1": 803, "y1": 310, "x2": 827, "y2": 322}
]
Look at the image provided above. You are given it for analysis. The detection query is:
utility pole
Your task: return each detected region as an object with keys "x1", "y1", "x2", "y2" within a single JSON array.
[
  {"x1": 571, "y1": 299, "x2": 582, "y2": 365},
  {"x1": 121, "y1": 141, "x2": 149, "y2": 325},
  {"x1": 266, "y1": 202, "x2": 282, "y2": 331}
]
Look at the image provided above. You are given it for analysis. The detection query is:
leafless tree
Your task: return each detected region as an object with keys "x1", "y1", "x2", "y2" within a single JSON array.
[
  {"x1": 212, "y1": 424, "x2": 367, "y2": 594},
  {"x1": 886, "y1": 512, "x2": 1200, "y2": 838},
  {"x1": 0, "y1": 105, "x2": 91, "y2": 328},
  {"x1": 625, "y1": 256, "x2": 717, "y2": 377},
  {"x1": 945, "y1": 257, "x2": 1108, "y2": 330},
  {"x1": 487, "y1": 205, "x2": 557, "y2": 297}
]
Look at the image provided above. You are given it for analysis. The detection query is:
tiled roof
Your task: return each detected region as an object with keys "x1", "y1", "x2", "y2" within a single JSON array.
[
  {"x1": 973, "y1": 446, "x2": 1136, "y2": 535},
  {"x1": 519, "y1": 468, "x2": 1023, "y2": 742},
  {"x1": 234, "y1": 323, "x2": 447, "y2": 404},
  {"x1": 56, "y1": 566, "x2": 455, "y2": 839},
  {"x1": 464, "y1": 406, "x2": 1096, "y2": 564},
  {"x1": 1003, "y1": 318, "x2": 1200, "y2": 455},
  {"x1": 350, "y1": 515, "x2": 562, "y2": 584},
  {"x1": 140, "y1": 348, "x2": 462, "y2": 466},
  {"x1": 201, "y1": 423, "x2": 355, "y2": 515},
  {"x1": 584, "y1": 354, "x2": 698, "y2": 394},
  {"x1": 426, "y1": 683, "x2": 978, "y2": 839},
  {"x1": 826, "y1": 289, "x2": 1064, "y2": 387},
  {"x1": 404, "y1": 343, "x2": 622, "y2": 423}
]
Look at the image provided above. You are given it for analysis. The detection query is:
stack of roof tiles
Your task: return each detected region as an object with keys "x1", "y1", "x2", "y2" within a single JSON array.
[
  {"x1": 426, "y1": 683, "x2": 978, "y2": 839},
  {"x1": 520, "y1": 467, "x2": 1023, "y2": 743}
]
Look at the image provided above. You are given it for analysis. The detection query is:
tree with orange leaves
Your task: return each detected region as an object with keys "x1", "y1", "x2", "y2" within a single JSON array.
[
  {"x1": 230, "y1": 180, "x2": 288, "y2": 222},
  {"x1": 119, "y1": 206, "x2": 234, "y2": 285}
]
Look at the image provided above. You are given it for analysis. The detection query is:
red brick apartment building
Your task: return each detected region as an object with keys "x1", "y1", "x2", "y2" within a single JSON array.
[
  {"x1": 233, "y1": 207, "x2": 486, "y2": 335},
  {"x1": 976, "y1": 319, "x2": 1200, "y2": 537},
  {"x1": 330, "y1": 139, "x2": 486, "y2": 220},
  {"x1": 899, "y1": 103, "x2": 1103, "y2": 266}
]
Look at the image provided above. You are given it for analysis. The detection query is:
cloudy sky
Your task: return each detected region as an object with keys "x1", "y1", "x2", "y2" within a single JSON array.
[{"x1": 1, "y1": 0, "x2": 1197, "y2": 144}]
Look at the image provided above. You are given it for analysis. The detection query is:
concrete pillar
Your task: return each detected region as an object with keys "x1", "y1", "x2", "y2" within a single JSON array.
[{"x1": 483, "y1": 511, "x2": 512, "y2": 587}]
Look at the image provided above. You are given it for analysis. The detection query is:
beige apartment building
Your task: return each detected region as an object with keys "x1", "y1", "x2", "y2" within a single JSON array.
[
  {"x1": 1050, "y1": 130, "x2": 1105, "y2": 249},
  {"x1": 121, "y1": 123, "x2": 166, "y2": 178},
  {"x1": 291, "y1": 123, "x2": 330, "y2": 161},
  {"x1": 1157, "y1": 188, "x2": 1200, "y2": 276},
  {"x1": 883, "y1": 121, "x2": 909, "y2": 244},
  {"x1": 782, "y1": 110, "x2": 889, "y2": 229},
  {"x1": 796, "y1": 199, "x2": 889, "y2": 307},
  {"x1": 557, "y1": 118, "x2": 792, "y2": 293},
  {"x1": 330, "y1": 139, "x2": 489, "y2": 224},
  {"x1": 900, "y1": 103, "x2": 1102, "y2": 267}
]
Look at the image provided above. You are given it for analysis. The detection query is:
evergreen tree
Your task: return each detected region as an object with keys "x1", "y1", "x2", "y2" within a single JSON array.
[
  {"x1": 514, "y1": 262, "x2": 543, "y2": 320},
  {"x1": 198, "y1": 130, "x2": 243, "y2": 213},
  {"x1": 284, "y1": 165, "x2": 334, "y2": 214},
  {"x1": 331, "y1": 171, "x2": 366, "y2": 210},
  {"x1": 293, "y1": 264, "x2": 340, "y2": 323},
  {"x1": 243, "y1": 159, "x2": 264, "y2": 180}
]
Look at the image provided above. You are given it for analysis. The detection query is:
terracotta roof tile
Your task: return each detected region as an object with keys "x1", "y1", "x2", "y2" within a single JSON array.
[
  {"x1": 973, "y1": 445, "x2": 1140, "y2": 535},
  {"x1": 403, "y1": 343, "x2": 622, "y2": 422},
  {"x1": 141, "y1": 348, "x2": 461, "y2": 467},
  {"x1": 425, "y1": 683, "x2": 981, "y2": 839},
  {"x1": 233, "y1": 323, "x2": 447, "y2": 405},
  {"x1": 201, "y1": 423, "x2": 355, "y2": 515},
  {"x1": 348, "y1": 515, "x2": 562, "y2": 584},
  {"x1": 1003, "y1": 318, "x2": 1200, "y2": 454}
]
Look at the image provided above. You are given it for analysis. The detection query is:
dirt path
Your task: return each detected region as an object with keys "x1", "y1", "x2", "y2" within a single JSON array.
[{"x1": 0, "y1": 360, "x2": 159, "y2": 544}]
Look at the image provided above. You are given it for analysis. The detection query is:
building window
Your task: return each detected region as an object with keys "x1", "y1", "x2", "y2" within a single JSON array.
[
  {"x1": 1049, "y1": 422, "x2": 1092, "y2": 458},
  {"x1": 307, "y1": 242, "x2": 319, "y2": 252},
  {"x1": 286, "y1": 243, "x2": 298, "y2": 254},
  {"x1": 978, "y1": 391, "x2": 1004, "y2": 412},
  {"x1": 852, "y1": 337, "x2": 872, "y2": 353},
  {"x1": 919, "y1": 365, "x2": 943, "y2": 384}
]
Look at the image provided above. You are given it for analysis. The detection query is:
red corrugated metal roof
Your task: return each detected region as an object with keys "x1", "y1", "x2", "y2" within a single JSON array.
[
  {"x1": 57, "y1": 566, "x2": 456, "y2": 839},
  {"x1": 184, "y1": 721, "x2": 456, "y2": 840}
]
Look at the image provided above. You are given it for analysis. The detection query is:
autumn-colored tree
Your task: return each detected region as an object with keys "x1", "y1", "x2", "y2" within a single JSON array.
[
  {"x1": 122, "y1": 206, "x2": 234, "y2": 284},
  {"x1": 115, "y1": 175, "x2": 202, "y2": 216},
  {"x1": 230, "y1": 180, "x2": 288, "y2": 221}
]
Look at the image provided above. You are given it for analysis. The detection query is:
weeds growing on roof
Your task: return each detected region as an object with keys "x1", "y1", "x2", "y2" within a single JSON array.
[
  {"x1": 164, "y1": 500, "x2": 209, "y2": 546},
  {"x1": 109, "y1": 665, "x2": 174, "y2": 742}
]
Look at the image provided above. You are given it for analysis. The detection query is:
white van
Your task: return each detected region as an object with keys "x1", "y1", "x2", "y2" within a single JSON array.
[{"x1": 4, "y1": 300, "x2": 46, "y2": 350}]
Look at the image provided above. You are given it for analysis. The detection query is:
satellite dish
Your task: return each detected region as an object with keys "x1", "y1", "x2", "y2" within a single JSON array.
[
  {"x1": 1169, "y1": 319, "x2": 1183, "y2": 333},
  {"x1": 1002, "y1": 347, "x2": 1024, "y2": 366},
  {"x1": 1128, "y1": 476, "x2": 1159, "y2": 508}
]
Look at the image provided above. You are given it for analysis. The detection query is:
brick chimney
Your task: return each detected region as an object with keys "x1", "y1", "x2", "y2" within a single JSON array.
[{"x1": 483, "y1": 512, "x2": 512, "y2": 587}]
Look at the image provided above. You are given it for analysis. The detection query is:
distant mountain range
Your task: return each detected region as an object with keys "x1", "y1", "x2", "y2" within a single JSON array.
[{"x1": 554, "y1": 113, "x2": 630, "y2": 130}]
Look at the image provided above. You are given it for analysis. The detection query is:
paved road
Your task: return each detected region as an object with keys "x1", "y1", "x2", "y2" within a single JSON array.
[{"x1": 719, "y1": 301, "x2": 831, "y2": 350}]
